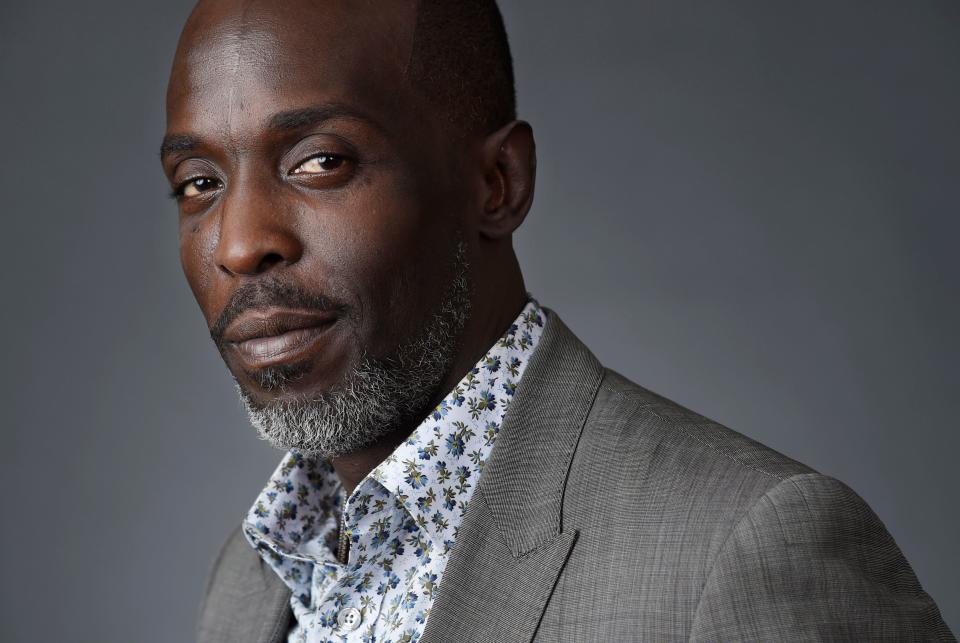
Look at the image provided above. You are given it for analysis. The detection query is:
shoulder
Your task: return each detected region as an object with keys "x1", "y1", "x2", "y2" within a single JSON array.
[
  {"x1": 556, "y1": 369, "x2": 956, "y2": 637},
  {"x1": 532, "y1": 309, "x2": 819, "y2": 530},
  {"x1": 563, "y1": 367, "x2": 822, "y2": 552},
  {"x1": 562, "y1": 365, "x2": 854, "y2": 569},
  {"x1": 582, "y1": 369, "x2": 909, "y2": 542},
  {"x1": 690, "y1": 458, "x2": 955, "y2": 640},
  {"x1": 526, "y1": 316, "x2": 953, "y2": 638},
  {"x1": 580, "y1": 366, "x2": 815, "y2": 489}
]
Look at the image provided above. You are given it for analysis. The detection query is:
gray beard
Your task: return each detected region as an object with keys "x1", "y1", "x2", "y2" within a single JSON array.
[{"x1": 236, "y1": 240, "x2": 471, "y2": 459}]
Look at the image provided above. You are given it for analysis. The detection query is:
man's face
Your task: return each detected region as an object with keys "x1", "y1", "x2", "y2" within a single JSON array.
[{"x1": 161, "y1": 0, "x2": 476, "y2": 454}]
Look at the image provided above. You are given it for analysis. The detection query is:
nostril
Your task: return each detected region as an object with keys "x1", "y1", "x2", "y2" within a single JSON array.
[{"x1": 256, "y1": 252, "x2": 286, "y2": 272}]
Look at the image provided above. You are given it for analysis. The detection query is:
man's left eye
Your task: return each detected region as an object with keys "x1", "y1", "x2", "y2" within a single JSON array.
[{"x1": 292, "y1": 154, "x2": 345, "y2": 174}]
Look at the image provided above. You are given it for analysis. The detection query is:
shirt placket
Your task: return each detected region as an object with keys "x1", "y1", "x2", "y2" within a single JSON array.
[{"x1": 312, "y1": 482, "x2": 402, "y2": 641}]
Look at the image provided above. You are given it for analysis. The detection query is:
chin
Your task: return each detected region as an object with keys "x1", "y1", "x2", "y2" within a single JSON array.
[{"x1": 230, "y1": 359, "x2": 341, "y2": 410}]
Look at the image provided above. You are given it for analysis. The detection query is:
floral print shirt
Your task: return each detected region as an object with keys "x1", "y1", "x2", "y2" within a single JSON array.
[{"x1": 242, "y1": 298, "x2": 546, "y2": 643}]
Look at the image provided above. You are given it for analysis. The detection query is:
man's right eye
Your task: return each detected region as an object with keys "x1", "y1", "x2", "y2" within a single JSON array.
[{"x1": 175, "y1": 176, "x2": 221, "y2": 198}]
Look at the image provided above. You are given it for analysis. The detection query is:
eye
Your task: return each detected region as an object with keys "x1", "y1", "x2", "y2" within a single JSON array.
[
  {"x1": 176, "y1": 176, "x2": 221, "y2": 198},
  {"x1": 292, "y1": 153, "x2": 346, "y2": 175}
]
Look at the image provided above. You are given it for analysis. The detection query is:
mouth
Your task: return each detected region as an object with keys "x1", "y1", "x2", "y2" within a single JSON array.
[{"x1": 222, "y1": 309, "x2": 339, "y2": 369}]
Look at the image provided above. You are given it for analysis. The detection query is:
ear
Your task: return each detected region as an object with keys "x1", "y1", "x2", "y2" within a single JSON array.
[{"x1": 478, "y1": 120, "x2": 537, "y2": 240}]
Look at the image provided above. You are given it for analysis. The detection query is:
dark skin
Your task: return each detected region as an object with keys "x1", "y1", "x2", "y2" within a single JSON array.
[{"x1": 161, "y1": 0, "x2": 536, "y2": 495}]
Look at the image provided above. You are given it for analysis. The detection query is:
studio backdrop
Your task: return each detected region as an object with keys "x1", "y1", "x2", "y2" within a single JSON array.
[{"x1": 0, "y1": 1, "x2": 956, "y2": 641}]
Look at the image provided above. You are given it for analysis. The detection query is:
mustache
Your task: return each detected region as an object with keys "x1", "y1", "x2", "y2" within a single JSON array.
[{"x1": 209, "y1": 278, "x2": 347, "y2": 347}]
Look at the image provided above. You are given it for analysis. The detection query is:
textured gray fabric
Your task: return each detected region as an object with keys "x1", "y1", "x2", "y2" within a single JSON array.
[
  {"x1": 197, "y1": 525, "x2": 291, "y2": 643},
  {"x1": 197, "y1": 308, "x2": 954, "y2": 642}
]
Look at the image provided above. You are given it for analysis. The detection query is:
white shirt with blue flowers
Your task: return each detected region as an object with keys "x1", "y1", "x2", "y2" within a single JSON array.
[{"x1": 243, "y1": 298, "x2": 547, "y2": 643}]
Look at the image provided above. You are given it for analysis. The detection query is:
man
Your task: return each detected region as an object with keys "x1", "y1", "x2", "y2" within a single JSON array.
[{"x1": 160, "y1": 0, "x2": 954, "y2": 641}]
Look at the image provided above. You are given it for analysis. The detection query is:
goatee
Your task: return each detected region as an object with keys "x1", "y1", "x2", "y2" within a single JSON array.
[{"x1": 235, "y1": 240, "x2": 471, "y2": 458}]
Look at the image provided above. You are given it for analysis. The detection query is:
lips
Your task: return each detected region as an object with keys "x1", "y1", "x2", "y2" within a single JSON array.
[{"x1": 223, "y1": 309, "x2": 339, "y2": 367}]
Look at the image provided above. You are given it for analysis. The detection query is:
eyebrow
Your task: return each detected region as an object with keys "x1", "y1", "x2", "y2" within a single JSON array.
[
  {"x1": 159, "y1": 133, "x2": 201, "y2": 161},
  {"x1": 267, "y1": 104, "x2": 386, "y2": 134},
  {"x1": 159, "y1": 104, "x2": 386, "y2": 162}
]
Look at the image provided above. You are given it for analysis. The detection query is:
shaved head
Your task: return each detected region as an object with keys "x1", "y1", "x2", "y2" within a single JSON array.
[{"x1": 174, "y1": 0, "x2": 515, "y2": 138}]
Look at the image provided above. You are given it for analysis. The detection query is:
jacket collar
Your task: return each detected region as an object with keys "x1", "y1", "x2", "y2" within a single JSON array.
[
  {"x1": 421, "y1": 308, "x2": 604, "y2": 642},
  {"x1": 476, "y1": 307, "x2": 603, "y2": 556}
]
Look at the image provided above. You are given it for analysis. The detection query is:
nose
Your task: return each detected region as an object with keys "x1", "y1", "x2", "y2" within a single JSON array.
[{"x1": 214, "y1": 178, "x2": 304, "y2": 276}]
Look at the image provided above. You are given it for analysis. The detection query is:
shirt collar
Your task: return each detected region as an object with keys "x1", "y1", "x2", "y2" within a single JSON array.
[{"x1": 362, "y1": 297, "x2": 546, "y2": 547}]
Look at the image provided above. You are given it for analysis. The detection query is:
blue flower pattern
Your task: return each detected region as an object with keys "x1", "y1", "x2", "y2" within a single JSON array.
[{"x1": 243, "y1": 299, "x2": 546, "y2": 643}]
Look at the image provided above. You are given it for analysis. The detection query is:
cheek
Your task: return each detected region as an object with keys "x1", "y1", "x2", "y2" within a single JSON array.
[
  {"x1": 300, "y1": 184, "x2": 452, "y2": 351},
  {"x1": 178, "y1": 216, "x2": 220, "y2": 322},
  {"x1": 308, "y1": 195, "x2": 422, "y2": 295},
  {"x1": 360, "y1": 205, "x2": 458, "y2": 346}
]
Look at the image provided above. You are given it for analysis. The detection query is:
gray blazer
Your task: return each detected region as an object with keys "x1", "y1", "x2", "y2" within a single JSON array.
[{"x1": 198, "y1": 309, "x2": 954, "y2": 642}]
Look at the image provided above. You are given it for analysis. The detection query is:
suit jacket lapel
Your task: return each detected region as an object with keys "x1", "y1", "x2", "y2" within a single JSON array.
[
  {"x1": 197, "y1": 527, "x2": 293, "y2": 643},
  {"x1": 422, "y1": 309, "x2": 604, "y2": 643}
]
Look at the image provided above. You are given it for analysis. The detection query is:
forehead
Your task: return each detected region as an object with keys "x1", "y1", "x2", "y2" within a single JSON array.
[{"x1": 165, "y1": 0, "x2": 420, "y2": 144}]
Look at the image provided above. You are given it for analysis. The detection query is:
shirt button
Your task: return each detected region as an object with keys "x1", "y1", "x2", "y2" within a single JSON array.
[{"x1": 336, "y1": 607, "x2": 363, "y2": 632}]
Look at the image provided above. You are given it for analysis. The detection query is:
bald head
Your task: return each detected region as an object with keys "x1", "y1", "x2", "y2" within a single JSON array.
[{"x1": 172, "y1": 0, "x2": 515, "y2": 139}]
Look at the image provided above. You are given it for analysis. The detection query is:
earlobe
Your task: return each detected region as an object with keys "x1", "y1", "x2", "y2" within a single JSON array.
[{"x1": 479, "y1": 120, "x2": 537, "y2": 240}]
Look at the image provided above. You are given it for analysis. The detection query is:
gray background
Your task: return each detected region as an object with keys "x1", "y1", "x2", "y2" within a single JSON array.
[{"x1": 1, "y1": 1, "x2": 956, "y2": 640}]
